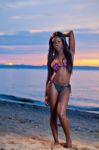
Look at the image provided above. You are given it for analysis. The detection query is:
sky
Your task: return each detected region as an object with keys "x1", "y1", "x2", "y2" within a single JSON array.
[{"x1": 0, "y1": 0, "x2": 99, "y2": 66}]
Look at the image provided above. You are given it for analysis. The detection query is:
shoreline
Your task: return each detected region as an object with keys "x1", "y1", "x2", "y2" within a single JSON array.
[
  {"x1": 0, "y1": 94, "x2": 99, "y2": 115},
  {"x1": 0, "y1": 100, "x2": 99, "y2": 149}
]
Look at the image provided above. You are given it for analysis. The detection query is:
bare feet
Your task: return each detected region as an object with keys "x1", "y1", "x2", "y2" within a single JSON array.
[
  {"x1": 54, "y1": 141, "x2": 60, "y2": 145},
  {"x1": 61, "y1": 140, "x2": 72, "y2": 148},
  {"x1": 64, "y1": 142, "x2": 72, "y2": 148},
  {"x1": 51, "y1": 141, "x2": 60, "y2": 149}
]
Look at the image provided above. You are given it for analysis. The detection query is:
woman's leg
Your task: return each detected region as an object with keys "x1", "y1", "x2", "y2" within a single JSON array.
[
  {"x1": 48, "y1": 83, "x2": 59, "y2": 143},
  {"x1": 57, "y1": 88, "x2": 72, "y2": 148}
]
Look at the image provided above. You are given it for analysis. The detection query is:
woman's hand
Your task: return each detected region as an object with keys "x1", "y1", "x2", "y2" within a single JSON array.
[
  {"x1": 44, "y1": 80, "x2": 52, "y2": 106},
  {"x1": 63, "y1": 30, "x2": 73, "y2": 37},
  {"x1": 45, "y1": 95, "x2": 49, "y2": 106}
]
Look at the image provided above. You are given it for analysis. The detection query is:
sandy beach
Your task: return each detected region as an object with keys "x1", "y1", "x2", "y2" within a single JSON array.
[{"x1": 0, "y1": 101, "x2": 99, "y2": 150}]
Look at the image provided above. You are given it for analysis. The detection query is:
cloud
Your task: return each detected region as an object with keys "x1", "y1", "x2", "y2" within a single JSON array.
[
  {"x1": 0, "y1": 0, "x2": 99, "y2": 33},
  {"x1": 0, "y1": 31, "x2": 51, "y2": 45},
  {"x1": 0, "y1": 30, "x2": 98, "y2": 62},
  {"x1": 11, "y1": 15, "x2": 44, "y2": 20},
  {"x1": 0, "y1": 0, "x2": 59, "y2": 9},
  {"x1": 74, "y1": 28, "x2": 99, "y2": 33},
  {"x1": 0, "y1": 0, "x2": 41, "y2": 9},
  {"x1": 0, "y1": 45, "x2": 48, "y2": 55},
  {"x1": 29, "y1": 29, "x2": 44, "y2": 33}
]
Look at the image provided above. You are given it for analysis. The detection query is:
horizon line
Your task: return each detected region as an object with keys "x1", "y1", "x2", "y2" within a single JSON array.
[{"x1": 0, "y1": 64, "x2": 99, "y2": 68}]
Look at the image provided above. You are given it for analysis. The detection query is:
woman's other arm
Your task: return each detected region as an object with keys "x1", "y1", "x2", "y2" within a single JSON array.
[{"x1": 64, "y1": 30, "x2": 75, "y2": 55}]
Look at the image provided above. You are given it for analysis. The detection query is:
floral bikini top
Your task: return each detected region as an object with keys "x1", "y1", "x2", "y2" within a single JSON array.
[{"x1": 51, "y1": 58, "x2": 67, "y2": 72}]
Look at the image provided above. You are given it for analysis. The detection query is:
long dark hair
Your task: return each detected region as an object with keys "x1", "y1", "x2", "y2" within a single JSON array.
[{"x1": 47, "y1": 31, "x2": 73, "y2": 81}]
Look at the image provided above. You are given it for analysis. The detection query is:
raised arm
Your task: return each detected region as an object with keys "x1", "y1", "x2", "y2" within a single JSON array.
[{"x1": 64, "y1": 30, "x2": 75, "y2": 55}]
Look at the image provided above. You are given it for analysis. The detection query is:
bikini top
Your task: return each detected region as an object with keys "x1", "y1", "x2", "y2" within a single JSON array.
[{"x1": 51, "y1": 58, "x2": 67, "y2": 72}]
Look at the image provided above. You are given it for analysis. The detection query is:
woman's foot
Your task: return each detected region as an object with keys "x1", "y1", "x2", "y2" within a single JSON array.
[
  {"x1": 61, "y1": 140, "x2": 72, "y2": 148},
  {"x1": 54, "y1": 141, "x2": 60, "y2": 145},
  {"x1": 51, "y1": 141, "x2": 60, "y2": 149}
]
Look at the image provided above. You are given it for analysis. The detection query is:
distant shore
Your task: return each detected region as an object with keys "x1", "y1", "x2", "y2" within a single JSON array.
[
  {"x1": 0, "y1": 64, "x2": 99, "y2": 71},
  {"x1": 0, "y1": 101, "x2": 99, "y2": 150}
]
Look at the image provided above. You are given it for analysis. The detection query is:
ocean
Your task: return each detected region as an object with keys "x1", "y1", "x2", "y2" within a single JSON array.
[{"x1": 0, "y1": 67, "x2": 99, "y2": 114}]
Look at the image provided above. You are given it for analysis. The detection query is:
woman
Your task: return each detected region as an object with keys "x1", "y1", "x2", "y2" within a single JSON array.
[{"x1": 45, "y1": 31, "x2": 75, "y2": 148}]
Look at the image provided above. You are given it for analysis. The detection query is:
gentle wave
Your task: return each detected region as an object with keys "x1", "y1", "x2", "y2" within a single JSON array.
[
  {"x1": 0, "y1": 94, "x2": 99, "y2": 114},
  {"x1": 0, "y1": 94, "x2": 44, "y2": 106}
]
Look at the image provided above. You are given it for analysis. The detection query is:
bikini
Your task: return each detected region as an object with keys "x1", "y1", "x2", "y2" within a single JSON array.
[{"x1": 50, "y1": 59, "x2": 71, "y2": 93}]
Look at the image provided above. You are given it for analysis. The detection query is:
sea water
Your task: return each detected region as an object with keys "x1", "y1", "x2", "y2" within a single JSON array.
[{"x1": 0, "y1": 68, "x2": 99, "y2": 113}]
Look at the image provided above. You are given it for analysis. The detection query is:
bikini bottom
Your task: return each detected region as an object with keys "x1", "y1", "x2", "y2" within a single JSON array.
[{"x1": 53, "y1": 82, "x2": 71, "y2": 93}]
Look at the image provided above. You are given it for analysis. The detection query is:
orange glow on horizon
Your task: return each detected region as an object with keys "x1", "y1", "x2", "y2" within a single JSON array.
[
  {"x1": 1, "y1": 59, "x2": 99, "y2": 67},
  {"x1": 74, "y1": 59, "x2": 99, "y2": 66},
  {"x1": 5, "y1": 62, "x2": 14, "y2": 65}
]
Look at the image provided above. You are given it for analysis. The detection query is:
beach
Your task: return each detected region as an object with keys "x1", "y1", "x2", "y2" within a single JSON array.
[
  {"x1": 0, "y1": 101, "x2": 99, "y2": 150},
  {"x1": 0, "y1": 0, "x2": 99, "y2": 149}
]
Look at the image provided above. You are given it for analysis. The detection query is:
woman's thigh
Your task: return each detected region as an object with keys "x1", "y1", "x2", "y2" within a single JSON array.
[
  {"x1": 57, "y1": 88, "x2": 70, "y2": 114},
  {"x1": 48, "y1": 83, "x2": 58, "y2": 110}
]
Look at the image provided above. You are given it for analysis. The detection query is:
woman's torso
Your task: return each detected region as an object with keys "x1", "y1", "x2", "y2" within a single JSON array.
[{"x1": 50, "y1": 57, "x2": 71, "y2": 85}]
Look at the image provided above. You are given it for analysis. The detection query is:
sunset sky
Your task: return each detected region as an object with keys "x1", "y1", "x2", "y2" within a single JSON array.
[{"x1": 0, "y1": 0, "x2": 99, "y2": 66}]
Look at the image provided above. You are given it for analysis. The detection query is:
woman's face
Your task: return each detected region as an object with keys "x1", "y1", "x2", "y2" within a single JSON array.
[{"x1": 52, "y1": 36, "x2": 63, "y2": 52}]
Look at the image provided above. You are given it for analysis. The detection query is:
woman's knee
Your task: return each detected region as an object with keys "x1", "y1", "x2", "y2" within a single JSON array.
[{"x1": 57, "y1": 110, "x2": 67, "y2": 121}]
